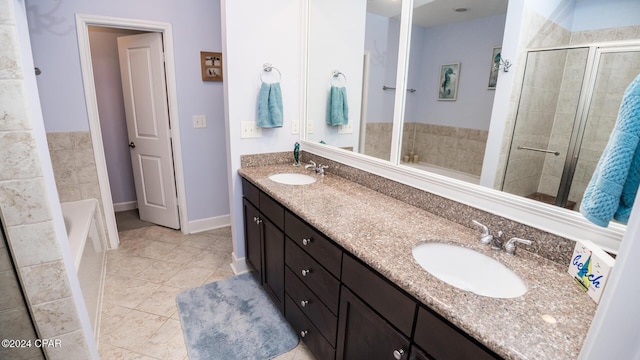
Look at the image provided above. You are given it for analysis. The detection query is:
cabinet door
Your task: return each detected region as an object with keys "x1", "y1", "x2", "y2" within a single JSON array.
[
  {"x1": 263, "y1": 217, "x2": 285, "y2": 313},
  {"x1": 409, "y1": 345, "x2": 433, "y2": 360},
  {"x1": 243, "y1": 198, "x2": 262, "y2": 279},
  {"x1": 336, "y1": 286, "x2": 410, "y2": 360}
]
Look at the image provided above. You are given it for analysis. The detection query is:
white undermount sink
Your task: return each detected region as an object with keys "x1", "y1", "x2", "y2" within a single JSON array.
[
  {"x1": 412, "y1": 242, "x2": 527, "y2": 298},
  {"x1": 269, "y1": 173, "x2": 316, "y2": 185}
]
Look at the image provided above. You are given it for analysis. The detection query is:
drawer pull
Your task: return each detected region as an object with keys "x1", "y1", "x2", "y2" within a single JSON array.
[
  {"x1": 393, "y1": 349, "x2": 405, "y2": 359},
  {"x1": 300, "y1": 330, "x2": 308, "y2": 338},
  {"x1": 302, "y1": 238, "x2": 312, "y2": 246},
  {"x1": 300, "y1": 300, "x2": 309, "y2": 307},
  {"x1": 253, "y1": 216, "x2": 262, "y2": 224},
  {"x1": 301, "y1": 269, "x2": 311, "y2": 277}
]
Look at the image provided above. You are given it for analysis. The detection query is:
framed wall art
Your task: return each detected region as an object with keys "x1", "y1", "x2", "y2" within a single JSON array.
[
  {"x1": 438, "y1": 63, "x2": 460, "y2": 101},
  {"x1": 201, "y1": 51, "x2": 223, "y2": 81},
  {"x1": 488, "y1": 46, "x2": 501, "y2": 89}
]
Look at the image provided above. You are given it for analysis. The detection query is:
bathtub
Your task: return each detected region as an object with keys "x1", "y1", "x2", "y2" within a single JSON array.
[
  {"x1": 61, "y1": 199, "x2": 106, "y2": 340},
  {"x1": 402, "y1": 162, "x2": 480, "y2": 184}
]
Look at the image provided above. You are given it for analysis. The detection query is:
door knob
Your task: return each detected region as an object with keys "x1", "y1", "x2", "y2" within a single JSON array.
[{"x1": 128, "y1": 142, "x2": 136, "y2": 148}]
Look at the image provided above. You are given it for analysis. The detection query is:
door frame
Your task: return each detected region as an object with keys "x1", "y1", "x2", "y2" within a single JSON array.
[{"x1": 76, "y1": 14, "x2": 189, "y2": 249}]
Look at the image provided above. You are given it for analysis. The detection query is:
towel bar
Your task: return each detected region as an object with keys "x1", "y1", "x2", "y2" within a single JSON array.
[
  {"x1": 383, "y1": 85, "x2": 416, "y2": 93},
  {"x1": 517, "y1": 146, "x2": 560, "y2": 156}
]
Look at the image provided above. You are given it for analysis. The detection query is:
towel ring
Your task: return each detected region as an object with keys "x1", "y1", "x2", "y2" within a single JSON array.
[
  {"x1": 331, "y1": 70, "x2": 346, "y2": 86},
  {"x1": 261, "y1": 63, "x2": 281, "y2": 82}
]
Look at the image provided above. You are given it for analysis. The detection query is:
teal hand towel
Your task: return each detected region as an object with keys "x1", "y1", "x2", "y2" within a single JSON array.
[
  {"x1": 580, "y1": 73, "x2": 640, "y2": 227},
  {"x1": 326, "y1": 86, "x2": 348, "y2": 126},
  {"x1": 257, "y1": 82, "x2": 283, "y2": 128}
]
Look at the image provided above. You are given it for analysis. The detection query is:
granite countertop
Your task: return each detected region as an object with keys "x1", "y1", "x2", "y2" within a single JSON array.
[{"x1": 238, "y1": 164, "x2": 597, "y2": 360}]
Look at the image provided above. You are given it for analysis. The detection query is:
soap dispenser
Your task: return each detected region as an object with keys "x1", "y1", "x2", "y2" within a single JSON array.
[{"x1": 293, "y1": 142, "x2": 300, "y2": 166}]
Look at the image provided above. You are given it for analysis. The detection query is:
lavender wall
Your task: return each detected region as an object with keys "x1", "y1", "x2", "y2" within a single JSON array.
[
  {"x1": 25, "y1": 0, "x2": 229, "y2": 221},
  {"x1": 364, "y1": 13, "x2": 506, "y2": 130},
  {"x1": 411, "y1": 14, "x2": 506, "y2": 130},
  {"x1": 88, "y1": 26, "x2": 140, "y2": 206}
]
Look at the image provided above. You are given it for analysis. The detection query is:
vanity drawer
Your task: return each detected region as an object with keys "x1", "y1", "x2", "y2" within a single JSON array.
[
  {"x1": 342, "y1": 254, "x2": 416, "y2": 337},
  {"x1": 241, "y1": 177, "x2": 260, "y2": 206},
  {"x1": 414, "y1": 306, "x2": 500, "y2": 360},
  {"x1": 259, "y1": 191, "x2": 284, "y2": 230},
  {"x1": 285, "y1": 267, "x2": 338, "y2": 346},
  {"x1": 285, "y1": 211, "x2": 342, "y2": 278},
  {"x1": 285, "y1": 295, "x2": 335, "y2": 360},
  {"x1": 285, "y1": 238, "x2": 340, "y2": 314}
]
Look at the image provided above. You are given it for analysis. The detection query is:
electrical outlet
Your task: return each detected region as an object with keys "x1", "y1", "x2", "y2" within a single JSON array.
[
  {"x1": 193, "y1": 115, "x2": 206, "y2": 128},
  {"x1": 241, "y1": 121, "x2": 263, "y2": 138},
  {"x1": 338, "y1": 123, "x2": 353, "y2": 134},
  {"x1": 291, "y1": 119, "x2": 300, "y2": 135},
  {"x1": 307, "y1": 120, "x2": 314, "y2": 134}
]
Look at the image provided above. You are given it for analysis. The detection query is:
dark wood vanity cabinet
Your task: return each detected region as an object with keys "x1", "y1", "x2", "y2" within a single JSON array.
[
  {"x1": 241, "y1": 178, "x2": 285, "y2": 313},
  {"x1": 336, "y1": 286, "x2": 411, "y2": 360},
  {"x1": 241, "y1": 177, "x2": 503, "y2": 360}
]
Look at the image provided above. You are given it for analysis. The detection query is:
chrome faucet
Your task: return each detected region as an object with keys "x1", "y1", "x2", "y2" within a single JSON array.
[
  {"x1": 490, "y1": 231, "x2": 504, "y2": 250},
  {"x1": 504, "y1": 237, "x2": 533, "y2": 255},
  {"x1": 471, "y1": 220, "x2": 493, "y2": 245},
  {"x1": 305, "y1": 160, "x2": 328, "y2": 175}
]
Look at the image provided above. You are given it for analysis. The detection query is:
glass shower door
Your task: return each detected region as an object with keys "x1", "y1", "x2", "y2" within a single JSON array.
[
  {"x1": 504, "y1": 45, "x2": 640, "y2": 211},
  {"x1": 565, "y1": 48, "x2": 640, "y2": 210},
  {"x1": 502, "y1": 48, "x2": 590, "y2": 208}
]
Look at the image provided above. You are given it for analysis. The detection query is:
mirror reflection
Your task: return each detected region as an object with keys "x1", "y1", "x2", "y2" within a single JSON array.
[{"x1": 305, "y1": 0, "x2": 640, "y2": 217}]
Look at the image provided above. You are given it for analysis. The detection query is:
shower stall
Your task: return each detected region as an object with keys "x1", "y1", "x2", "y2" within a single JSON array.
[{"x1": 502, "y1": 43, "x2": 640, "y2": 211}]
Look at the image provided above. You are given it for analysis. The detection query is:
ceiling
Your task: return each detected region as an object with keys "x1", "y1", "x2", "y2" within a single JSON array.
[{"x1": 367, "y1": 0, "x2": 508, "y2": 28}]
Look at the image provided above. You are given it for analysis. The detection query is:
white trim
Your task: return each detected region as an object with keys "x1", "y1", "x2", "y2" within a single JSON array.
[
  {"x1": 301, "y1": 141, "x2": 625, "y2": 253},
  {"x1": 187, "y1": 214, "x2": 231, "y2": 234},
  {"x1": 113, "y1": 201, "x2": 137, "y2": 212},
  {"x1": 230, "y1": 252, "x2": 249, "y2": 275},
  {"x1": 75, "y1": 14, "x2": 190, "y2": 250}
]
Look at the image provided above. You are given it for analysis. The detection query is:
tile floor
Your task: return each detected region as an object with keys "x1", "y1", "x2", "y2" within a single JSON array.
[{"x1": 98, "y1": 221, "x2": 314, "y2": 359}]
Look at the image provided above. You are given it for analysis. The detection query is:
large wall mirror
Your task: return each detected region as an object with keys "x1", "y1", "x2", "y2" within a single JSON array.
[{"x1": 303, "y1": 0, "x2": 640, "y2": 252}]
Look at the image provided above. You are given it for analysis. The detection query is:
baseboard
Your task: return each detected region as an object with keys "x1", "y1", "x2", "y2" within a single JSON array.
[
  {"x1": 113, "y1": 201, "x2": 137, "y2": 212},
  {"x1": 230, "y1": 252, "x2": 249, "y2": 275},
  {"x1": 187, "y1": 214, "x2": 231, "y2": 234}
]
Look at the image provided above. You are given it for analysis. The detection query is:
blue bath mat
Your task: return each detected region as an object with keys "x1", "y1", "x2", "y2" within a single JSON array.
[{"x1": 176, "y1": 273, "x2": 298, "y2": 360}]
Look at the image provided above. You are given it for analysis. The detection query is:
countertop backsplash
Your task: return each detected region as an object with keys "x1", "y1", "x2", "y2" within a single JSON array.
[{"x1": 241, "y1": 151, "x2": 577, "y2": 265}]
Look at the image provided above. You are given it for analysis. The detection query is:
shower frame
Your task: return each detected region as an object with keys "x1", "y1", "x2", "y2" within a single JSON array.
[{"x1": 503, "y1": 40, "x2": 640, "y2": 209}]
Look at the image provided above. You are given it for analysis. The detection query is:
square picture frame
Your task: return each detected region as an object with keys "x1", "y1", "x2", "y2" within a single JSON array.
[
  {"x1": 488, "y1": 46, "x2": 501, "y2": 89},
  {"x1": 201, "y1": 51, "x2": 223, "y2": 81},
  {"x1": 438, "y1": 63, "x2": 460, "y2": 101}
]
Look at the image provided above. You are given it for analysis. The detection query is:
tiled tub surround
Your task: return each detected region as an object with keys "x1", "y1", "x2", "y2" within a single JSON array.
[
  {"x1": 239, "y1": 163, "x2": 596, "y2": 359},
  {"x1": 364, "y1": 122, "x2": 487, "y2": 177}
]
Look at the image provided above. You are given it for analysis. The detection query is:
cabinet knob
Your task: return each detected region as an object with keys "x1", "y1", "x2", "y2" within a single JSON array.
[
  {"x1": 393, "y1": 349, "x2": 405, "y2": 359},
  {"x1": 300, "y1": 300, "x2": 309, "y2": 307},
  {"x1": 255, "y1": 217, "x2": 262, "y2": 224},
  {"x1": 302, "y1": 238, "x2": 312, "y2": 246},
  {"x1": 300, "y1": 330, "x2": 308, "y2": 338},
  {"x1": 301, "y1": 269, "x2": 311, "y2": 277}
]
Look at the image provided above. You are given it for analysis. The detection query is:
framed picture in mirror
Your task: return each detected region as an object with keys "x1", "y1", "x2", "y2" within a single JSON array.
[
  {"x1": 488, "y1": 47, "x2": 501, "y2": 89},
  {"x1": 201, "y1": 51, "x2": 223, "y2": 82},
  {"x1": 438, "y1": 63, "x2": 460, "y2": 101}
]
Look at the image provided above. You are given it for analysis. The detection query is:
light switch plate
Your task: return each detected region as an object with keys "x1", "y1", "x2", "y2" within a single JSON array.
[
  {"x1": 241, "y1": 121, "x2": 262, "y2": 138},
  {"x1": 291, "y1": 119, "x2": 300, "y2": 135},
  {"x1": 338, "y1": 123, "x2": 353, "y2": 134},
  {"x1": 307, "y1": 120, "x2": 314, "y2": 134},
  {"x1": 193, "y1": 115, "x2": 206, "y2": 128}
]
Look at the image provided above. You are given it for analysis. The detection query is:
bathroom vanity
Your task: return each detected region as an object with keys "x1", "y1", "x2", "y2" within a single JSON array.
[{"x1": 239, "y1": 163, "x2": 596, "y2": 360}]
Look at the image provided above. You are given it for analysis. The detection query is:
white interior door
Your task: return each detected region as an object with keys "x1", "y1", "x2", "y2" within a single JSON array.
[{"x1": 117, "y1": 32, "x2": 180, "y2": 229}]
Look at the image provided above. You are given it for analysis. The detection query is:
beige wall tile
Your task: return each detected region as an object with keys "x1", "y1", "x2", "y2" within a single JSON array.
[
  {"x1": 0, "y1": 131, "x2": 43, "y2": 180},
  {"x1": 7, "y1": 222, "x2": 62, "y2": 267},
  {"x1": 46, "y1": 132, "x2": 72, "y2": 151},
  {"x1": 0, "y1": 178, "x2": 52, "y2": 226},
  {"x1": 20, "y1": 260, "x2": 72, "y2": 304},
  {"x1": 0, "y1": 80, "x2": 31, "y2": 130},
  {"x1": 0, "y1": 24, "x2": 22, "y2": 79},
  {"x1": 0, "y1": 0, "x2": 15, "y2": 25},
  {"x1": 31, "y1": 297, "x2": 82, "y2": 338}
]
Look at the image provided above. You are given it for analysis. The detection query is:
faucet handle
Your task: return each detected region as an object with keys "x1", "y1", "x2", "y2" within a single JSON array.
[
  {"x1": 504, "y1": 237, "x2": 533, "y2": 255},
  {"x1": 472, "y1": 220, "x2": 492, "y2": 245}
]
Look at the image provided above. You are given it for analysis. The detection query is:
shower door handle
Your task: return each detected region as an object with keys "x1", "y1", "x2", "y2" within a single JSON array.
[
  {"x1": 517, "y1": 146, "x2": 559, "y2": 156},
  {"x1": 128, "y1": 142, "x2": 136, "y2": 149}
]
